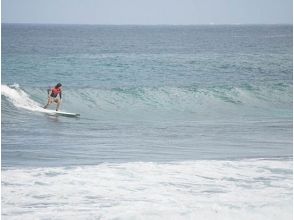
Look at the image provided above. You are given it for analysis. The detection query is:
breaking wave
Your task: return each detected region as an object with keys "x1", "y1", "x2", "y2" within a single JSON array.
[{"x1": 2, "y1": 83, "x2": 292, "y2": 120}]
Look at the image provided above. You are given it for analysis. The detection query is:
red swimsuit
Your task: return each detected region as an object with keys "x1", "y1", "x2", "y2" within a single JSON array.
[{"x1": 50, "y1": 87, "x2": 62, "y2": 98}]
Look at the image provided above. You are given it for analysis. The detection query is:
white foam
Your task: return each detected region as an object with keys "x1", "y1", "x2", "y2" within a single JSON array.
[
  {"x1": 1, "y1": 84, "x2": 49, "y2": 113},
  {"x1": 2, "y1": 159, "x2": 292, "y2": 220}
]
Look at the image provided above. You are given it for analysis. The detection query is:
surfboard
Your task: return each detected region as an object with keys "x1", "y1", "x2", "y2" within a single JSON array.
[{"x1": 45, "y1": 110, "x2": 80, "y2": 117}]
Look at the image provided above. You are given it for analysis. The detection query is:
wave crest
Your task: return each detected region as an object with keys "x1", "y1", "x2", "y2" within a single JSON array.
[{"x1": 2, "y1": 84, "x2": 292, "y2": 119}]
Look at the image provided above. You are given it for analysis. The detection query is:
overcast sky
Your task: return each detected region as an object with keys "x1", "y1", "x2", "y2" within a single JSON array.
[{"x1": 2, "y1": 0, "x2": 293, "y2": 25}]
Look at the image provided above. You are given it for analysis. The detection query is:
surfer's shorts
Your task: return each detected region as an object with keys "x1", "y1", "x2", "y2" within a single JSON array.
[{"x1": 48, "y1": 96, "x2": 60, "y2": 103}]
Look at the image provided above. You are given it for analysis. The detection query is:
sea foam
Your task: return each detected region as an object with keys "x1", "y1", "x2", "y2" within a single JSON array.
[{"x1": 2, "y1": 159, "x2": 292, "y2": 220}]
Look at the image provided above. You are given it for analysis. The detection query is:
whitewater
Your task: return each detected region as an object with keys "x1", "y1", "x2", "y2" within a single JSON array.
[
  {"x1": 2, "y1": 159, "x2": 293, "y2": 220},
  {"x1": 2, "y1": 24, "x2": 293, "y2": 219}
]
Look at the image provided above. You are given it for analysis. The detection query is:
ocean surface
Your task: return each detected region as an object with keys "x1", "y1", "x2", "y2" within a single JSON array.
[{"x1": 1, "y1": 24, "x2": 293, "y2": 219}]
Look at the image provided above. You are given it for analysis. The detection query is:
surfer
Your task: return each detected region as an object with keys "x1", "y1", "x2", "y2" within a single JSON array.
[{"x1": 43, "y1": 83, "x2": 62, "y2": 111}]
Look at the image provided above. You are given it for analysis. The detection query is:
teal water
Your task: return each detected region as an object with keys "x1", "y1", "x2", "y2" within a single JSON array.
[
  {"x1": 2, "y1": 24, "x2": 292, "y2": 166},
  {"x1": 1, "y1": 24, "x2": 293, "y2": 219}
]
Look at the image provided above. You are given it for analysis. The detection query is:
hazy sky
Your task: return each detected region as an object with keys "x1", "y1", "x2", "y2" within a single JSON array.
[{"x1": 2, "y1": 0, "x2": 293, "y2": 25}]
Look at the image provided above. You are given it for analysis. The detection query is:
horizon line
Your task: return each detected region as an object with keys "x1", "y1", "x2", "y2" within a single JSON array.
[{"x1": 1, "y1": 22, "x2": 293, "y2": 26}]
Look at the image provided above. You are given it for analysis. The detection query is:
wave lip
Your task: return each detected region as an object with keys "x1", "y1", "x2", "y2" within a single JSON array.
[{"x1": 1, "y1": 84, "x2": 46, "y2": 113}]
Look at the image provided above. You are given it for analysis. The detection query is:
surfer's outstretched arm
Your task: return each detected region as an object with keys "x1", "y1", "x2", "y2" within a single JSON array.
[{"x1": 43, "y1": 95, "x2": 53, "y2": 109}]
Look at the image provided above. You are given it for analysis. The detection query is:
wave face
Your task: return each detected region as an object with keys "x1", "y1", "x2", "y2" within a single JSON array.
[
  {"x1": 2, "y1": 159, "x2": 293, "y2": 220},
  {"x1": 2, "y1": 83, "x2": 292, "y2": 121}
]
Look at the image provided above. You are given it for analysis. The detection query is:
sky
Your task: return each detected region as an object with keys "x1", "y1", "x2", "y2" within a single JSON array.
[{"x1": 2, "y1": 0, "x2": 293, "y2": 25}]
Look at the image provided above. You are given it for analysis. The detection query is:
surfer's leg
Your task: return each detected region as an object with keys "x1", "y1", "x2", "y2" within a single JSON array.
[{"x1": 55, "y1": 99, "x2": 61, "y2": 111}]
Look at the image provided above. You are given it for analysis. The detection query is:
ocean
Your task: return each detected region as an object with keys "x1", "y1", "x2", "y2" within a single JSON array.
[{"x1": 1, "y1": 24, "x2": 293, "y2": 219}]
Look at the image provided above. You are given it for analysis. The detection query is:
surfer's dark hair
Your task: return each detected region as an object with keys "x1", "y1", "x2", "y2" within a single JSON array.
[{"x1": 55, "y1": 83, "x2": 62, "y2": 88}]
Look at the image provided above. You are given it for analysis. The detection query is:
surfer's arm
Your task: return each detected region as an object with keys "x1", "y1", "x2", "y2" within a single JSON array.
[
  {"x1": 48, "y1": 90, "x2": 52, "y2": 98},
  {"x1": 59, "y1": 91, "x2": 62, "y2": 100}
]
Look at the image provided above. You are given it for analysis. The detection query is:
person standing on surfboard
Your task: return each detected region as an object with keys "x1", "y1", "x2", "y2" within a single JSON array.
[{"x1": 43, "y1": 83, "x2": 62, "y2": 111}]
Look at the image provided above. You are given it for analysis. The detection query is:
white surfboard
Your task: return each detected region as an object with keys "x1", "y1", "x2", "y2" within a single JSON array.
[{"x1": 46, "y1": 110, "x2": 80, "y2": 117}]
